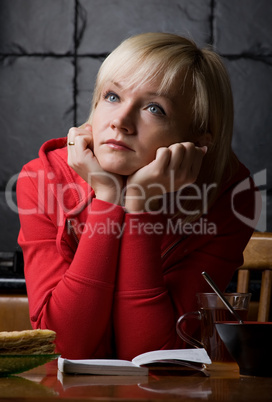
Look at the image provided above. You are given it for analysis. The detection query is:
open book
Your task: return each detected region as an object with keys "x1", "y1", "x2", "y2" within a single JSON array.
[{"x1": 58, "y1": 348, "x2": 211, "y2": 376}]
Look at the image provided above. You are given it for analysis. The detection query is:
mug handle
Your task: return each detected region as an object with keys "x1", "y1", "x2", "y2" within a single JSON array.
[{"x1": 176, "y1": 311, "x2": 204, "y2": 348}]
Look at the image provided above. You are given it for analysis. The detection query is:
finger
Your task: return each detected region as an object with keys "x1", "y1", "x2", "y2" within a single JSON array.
[
  {"x1": 178, "y1": 143, "x2": 206, "y2": 183},
  {"x1": 67, "y1": 127, "x2": 79, "y2": 163},
  {"x1": 177, "y1": 142, "x2": 195, "y2": 168},
  {"x1": 155, "y1": 147, "x2": 171, "y2": 164},
  {"x1": 67, "y1": 127, "x2": 78, "y2": 146},
  {"x1": 67, "y1": 125, "x2": 93, "y2": 144},
  {"x1": 74, "y1": 132, "x2": 93, "y2": 153},
  {"x1": 67, "y1": 126, "x2": 92, "y2": 169},
  {"x1": 67, "y1": 126, "x2": 93, "y2": 155},
  {"x1": 167, "y1": 143, "x2": 186, "y2": 169},
  {"x1": 199, "y1": 145, "x2": 208, "y2": 155}
]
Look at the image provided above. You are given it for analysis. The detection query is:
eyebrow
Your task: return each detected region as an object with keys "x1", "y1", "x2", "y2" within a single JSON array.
[{"x1": 112, "y1": 81, "x2": 122, "y2": 88}]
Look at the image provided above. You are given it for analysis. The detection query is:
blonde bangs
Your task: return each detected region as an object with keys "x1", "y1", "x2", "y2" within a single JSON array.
[{"x1": 90, "y1": 34, "x2": 194, "y2": 119}]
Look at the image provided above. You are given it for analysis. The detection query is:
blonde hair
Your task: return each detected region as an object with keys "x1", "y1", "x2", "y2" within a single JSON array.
[{"x1": 88, "y1": 32, "x2": 238, "y2": 220}]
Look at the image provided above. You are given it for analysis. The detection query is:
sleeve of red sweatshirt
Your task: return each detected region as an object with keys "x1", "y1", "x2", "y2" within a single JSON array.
[
  {"x1": 17, "y1": 165, "x2": 125, "y2": 359},
  {"x1": 113, "y1": 213, "x2": 181, "y2": 360}
]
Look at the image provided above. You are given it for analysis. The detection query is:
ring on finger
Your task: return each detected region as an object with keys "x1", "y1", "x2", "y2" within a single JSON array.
[{"x1": 68, "y1": 141, "x2": 75, "y2": 146}]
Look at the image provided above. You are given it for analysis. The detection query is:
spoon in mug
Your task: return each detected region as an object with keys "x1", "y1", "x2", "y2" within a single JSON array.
[{"x1": 201, "y1": 271, "x2": 244, "y2": 324}]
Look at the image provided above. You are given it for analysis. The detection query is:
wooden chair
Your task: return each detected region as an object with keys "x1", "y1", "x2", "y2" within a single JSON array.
[
  {"x1": 0, "y1": 295, "x2": 32, "y2": 331},
  {"x1": 237, "y1": 232, "x2": 272, "y2": 322}
]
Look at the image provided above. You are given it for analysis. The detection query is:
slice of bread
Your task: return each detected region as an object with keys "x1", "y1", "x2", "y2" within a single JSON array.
[{"x1": 0, "y1": 329, "x2": 56, "y2": 355}]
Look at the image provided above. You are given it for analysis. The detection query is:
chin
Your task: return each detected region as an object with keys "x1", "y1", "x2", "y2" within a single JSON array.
[
  {"x1": 99, "y1": 161, "x2": 136, "y2": 176},
  {"x1": 104, "y1": 166, "x2": 135, "y2": 176}
]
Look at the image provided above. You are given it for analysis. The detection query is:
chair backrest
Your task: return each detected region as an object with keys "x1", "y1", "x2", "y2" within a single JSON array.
[
  {"x1": 237, "y1": 232, "x2": 272, "y2": 322},
  {"x1": 0, "y1": 295, "x2": 32, "y2": 331}
]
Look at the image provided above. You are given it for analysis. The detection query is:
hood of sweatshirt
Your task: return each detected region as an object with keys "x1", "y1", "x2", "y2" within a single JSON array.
[{"x1": 38, "y1": 137, "x2": 94, "y2": 218}]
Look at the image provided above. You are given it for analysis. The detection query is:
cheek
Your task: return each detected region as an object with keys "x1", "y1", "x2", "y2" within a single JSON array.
[
  {"x1": 145, "y1": 130, "x2": 179, "y2": 152},
  {"x1": 142, "y1": 146, "x2": 158, "y2": 164},
  {"x1": 91, "y1": 106, "x2": 104, "y2": 132},
  {"x1": 91, "y1": 116, "x2": 103, "y2": 155},
  {"x1": 91, "y1": 131, "x2": 98, "y2": 154}
]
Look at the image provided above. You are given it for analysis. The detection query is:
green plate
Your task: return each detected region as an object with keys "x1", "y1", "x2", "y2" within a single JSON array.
[{"x1": 0, "y1": 354, "x2": 60, "y2": 376}]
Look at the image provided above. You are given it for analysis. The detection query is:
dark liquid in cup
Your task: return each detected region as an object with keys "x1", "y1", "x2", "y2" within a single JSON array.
[{"x1": 200, "y1": 307, "x2": 248, "y2": 362}]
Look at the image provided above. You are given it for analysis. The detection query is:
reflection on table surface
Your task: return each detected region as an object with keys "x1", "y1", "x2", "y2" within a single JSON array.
[{"x1": 0, "y1": 360, "x2": 272, "y2": 401}]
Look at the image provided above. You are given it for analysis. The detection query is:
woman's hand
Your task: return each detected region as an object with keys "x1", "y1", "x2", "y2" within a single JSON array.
[
  {"x1": 124, "y1": 142, "x2": 207, "y2": 213},
  {"x1": 67, "y1": 125, "x2": 124, "y2": 205}
]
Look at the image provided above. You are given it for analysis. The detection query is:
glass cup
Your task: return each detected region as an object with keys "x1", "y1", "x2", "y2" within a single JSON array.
[{"x1": 176, "y1": 292, "x2": 251, "y2": 362}]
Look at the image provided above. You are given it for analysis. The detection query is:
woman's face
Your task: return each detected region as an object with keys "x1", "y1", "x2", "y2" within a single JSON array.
[{"x1": 91, "y1": 74, "x2": 194, "y2": 176}]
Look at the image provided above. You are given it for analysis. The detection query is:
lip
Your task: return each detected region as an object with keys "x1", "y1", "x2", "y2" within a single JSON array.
[{"x1": 104, "y1": 139, "x2": 134, "y2": 151}]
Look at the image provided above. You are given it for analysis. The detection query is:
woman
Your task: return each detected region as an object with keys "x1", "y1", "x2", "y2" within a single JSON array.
[{"x1": 17, "y1": 33, "x2": 260, "y2": 359}]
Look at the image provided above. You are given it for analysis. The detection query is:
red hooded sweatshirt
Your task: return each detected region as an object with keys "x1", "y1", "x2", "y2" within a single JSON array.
[{"x1": 17, "y1": 138, "x2": 260, "y2": 360}]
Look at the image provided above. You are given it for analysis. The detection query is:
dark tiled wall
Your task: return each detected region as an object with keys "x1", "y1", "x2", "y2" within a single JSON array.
[{"x1": 0, "y1": 0, "x2": 271, "y2": 251}]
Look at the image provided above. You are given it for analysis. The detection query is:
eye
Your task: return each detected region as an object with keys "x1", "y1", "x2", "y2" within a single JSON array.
[
  {"x1": 104, "y1": 91, "x2": 120, "y2": 103},
  {"x1": 147, "y1": 103, "x2": 166, "y2": 116}
]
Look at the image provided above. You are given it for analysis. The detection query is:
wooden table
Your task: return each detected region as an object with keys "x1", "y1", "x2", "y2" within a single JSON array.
[{"x1": 0, "y1": 360, "x2": 272, "y2": 401}]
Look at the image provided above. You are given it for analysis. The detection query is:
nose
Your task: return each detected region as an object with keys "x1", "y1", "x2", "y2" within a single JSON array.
[{"x1": 110, "y1": 106, "x2": 136, "y2": 135}]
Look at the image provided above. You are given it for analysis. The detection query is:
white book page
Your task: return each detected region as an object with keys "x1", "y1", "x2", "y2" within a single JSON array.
[
  {"x1": 58, "y1": 357, "x2": 137, "y2": 371},
  {"x1": 132, "y1": 348, "x2": 211, "y2": 366}
]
